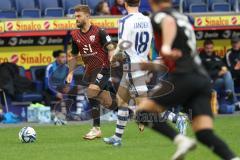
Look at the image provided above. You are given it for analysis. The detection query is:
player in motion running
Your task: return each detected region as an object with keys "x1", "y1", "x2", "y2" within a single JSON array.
[
  {"x1": 137, "y1": 0, "x2": 240, "y2": 159},
  {"x1": 103, "y1": 0, "x2": 188, "y2": 147},
  {"x1": 66, "y1": 5, "x2": 116, "y2": 140}
]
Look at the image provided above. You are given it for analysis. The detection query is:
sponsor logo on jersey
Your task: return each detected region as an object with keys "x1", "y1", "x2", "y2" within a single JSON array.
[
  {"x1": 97, "y1": 73, "x2": 103, "y2": 80},
  {"x1": 90, "y1": 35, "x2": 95, "y2": 42},
  {"x1": 106, "y1": 35, "x2": 111, "y2": 42}
]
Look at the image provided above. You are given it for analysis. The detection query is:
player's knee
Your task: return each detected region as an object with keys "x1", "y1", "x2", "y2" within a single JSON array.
[
  {"x1": 192, "y1": 115, "x2": 213, "y2": 132},
  {"x1": 137, "y1": 98, "x2": 164, "y2": 113},
  {"x1": 98, "y1": 91, "x2": 115, "y2": 109},
  {"x1": 87, "y1": 84, "x2": 101, "y2": 98}
]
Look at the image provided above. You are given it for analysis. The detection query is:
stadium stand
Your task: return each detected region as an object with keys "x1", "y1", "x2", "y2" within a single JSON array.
[
  {"x1": 62, "y1": 0, "x2": 83, "y2": 14},
  {"x1": 16, "y1": 0, "x2": 41, "y2": 18},
  {"x1": 184, "y1": 0, "x2": 208, "y2": 12},
  {"x1": 0, "y1": 0, "x2": 239, "y2": 18},
  {"x1": 189, "y1": 3, "x2": 208, "y2": 12},
  {"x1": 87, "y1": 0, "x2": 102, "y2": 14},
  {"x1": 139, "y1": 0, "x2": 151, "y2": 12},
  {"x1": 212, "y1": 2, "x2": 231, "y2": 12},
  {"x1": 0, "y1": 0, "x2": 17, "y2": 18},
  {"x1": 38, "y1": 0, "x2": 64, "y2": 17}
]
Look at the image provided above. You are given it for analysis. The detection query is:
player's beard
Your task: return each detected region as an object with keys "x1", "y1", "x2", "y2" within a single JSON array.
[{"x1": 77, "y1": 21, "x2": 85, "y2": 29}]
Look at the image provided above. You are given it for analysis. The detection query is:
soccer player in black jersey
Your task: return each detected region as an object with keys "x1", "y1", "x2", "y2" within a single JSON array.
[{"x1": 137, "y1": 0, "x2": 239, "y2": 160}]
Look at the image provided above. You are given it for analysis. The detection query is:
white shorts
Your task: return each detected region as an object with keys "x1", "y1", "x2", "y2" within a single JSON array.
[{"x1": 120, "y1": 64, "x2": 148, "y2": 97}]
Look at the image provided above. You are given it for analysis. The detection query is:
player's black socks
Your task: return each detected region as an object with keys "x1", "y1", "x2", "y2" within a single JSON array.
[
  {"x1": 89, "y1": 98, "x2": 100, "y2": 127},
  {"x1": 136, "y1": 111, "x2": 178, "y2": 141},
  {"x1": 196, "y1": 129, "x2": 236, "y2": 160},
  {"x1": 151, "y1": 121, "x2": 178, "y2": 141}
]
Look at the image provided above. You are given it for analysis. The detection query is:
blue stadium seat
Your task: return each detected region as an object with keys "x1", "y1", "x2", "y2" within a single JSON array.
[
  {"x1": 15, "y1": 93, "x2": 43, "y2": 102},
  {"x1": 108, "y1": 0, "x2": 115, "y2": 7},
  {"x1": 212, "y1": 2, "x2": 231, "y2": 12},
  {"x1": 45, "y1": 8, "x2": 64, "y2": 17},
  {"x1": 14, "y1": 66, "x2": 43, "y2": 102},
  {"x1": 140, "y1": 0, "x2": 151, "y2": 12},
  {"x1": 87, "y1": 0, "x2": 101, "y2": 12},
  {"x1": 189, "y1": 3, "x2": 208, "y2": 12},
  {"x1": 16, "y1": 0, "x2": 41, "y2": 17},
  {"x1": 68, "y1": 8, "x2": 75, "y2": 14},
  {"x1": 16, "y1": 0, "x2": 38, "y2": 13},
  {"x1": 62, "y1": 0, "x2": 82, "y2": 14},
  {"x1": 0, "y1": 11, "x2": 17, "y2": 18},
  {"x1": 209, "y1": 0, "x2": 228, "y2": 8},
  {"x1": 184, "y1": 0, "x2": 207, "y2": 12},
  {"x1": 22, "y1": 9, "x2": 41, "y2": 18},
  {"x1": 18, "y1": 66, "x2": 25, "y2": 77},
  {"x1": 0, "y1": 0, "x2": 16, "y2": 18},
  {"x1": 39, "y1": 0, "x2": 61, "y2": 10},
  {"x1": 39, "y1": 0, "x2": 64, "y2": 16},
  {"x1": 0, "y1": 0, "x2": 13, "y2": 11},
  {"x1": 172, "y1": 0, "x2": 180, "y2": 8},
  {"x1": 81, "y1": 0, "x2": 87, "y2": 5},
  {"x1": 30, "y1": 66, "x2": 46, "y2": 92}
]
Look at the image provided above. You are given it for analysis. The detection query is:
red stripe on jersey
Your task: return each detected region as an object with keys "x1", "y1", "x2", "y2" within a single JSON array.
[
  {"x1": 154, "y1": 31, "x2": 176, "y2": 72},
  {"x1": 71, "y1": 25, "x2": 110, "y2": 74}
]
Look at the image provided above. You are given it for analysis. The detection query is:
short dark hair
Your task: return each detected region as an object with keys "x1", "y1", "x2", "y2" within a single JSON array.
[
  {"x1": 204, "y1": 39, "x2": 214, "y2": 46},
  {"x1": 74, "y1": 5, "x2": 91, "y2": 15},
  {"x1": 53, "y1": 50, "x2": 64, "y2": 58},
  {"x1": 125, "y1": 0, "x2": 140, "y2": 7}
]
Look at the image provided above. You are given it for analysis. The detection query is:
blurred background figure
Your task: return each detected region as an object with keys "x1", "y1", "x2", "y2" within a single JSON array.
[
  {"x1": 224, "y1": 36, "x2": 240, "y2": 86},
  {"x1": 110, "y1": 0, "x2": 127, "y2": 15},
  {"x1": 95, "y1": 1, "x2": 111, "y2": 15},
  {"x1": 200, "y1": 39, "x2": 237, "y2": 104},
  {"x1": 43, "y1": 50, "x2": 69, "y2": 125}
]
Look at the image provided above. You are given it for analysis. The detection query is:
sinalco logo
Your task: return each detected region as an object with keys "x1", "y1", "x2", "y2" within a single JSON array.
[{"x1": 10, "y1": 54, "x2": 19, "y2": 64}]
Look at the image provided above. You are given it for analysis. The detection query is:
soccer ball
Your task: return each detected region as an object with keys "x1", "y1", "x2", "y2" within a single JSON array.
[{"x1": 18, "y1": 127, "x2": 37, "y2": 143}]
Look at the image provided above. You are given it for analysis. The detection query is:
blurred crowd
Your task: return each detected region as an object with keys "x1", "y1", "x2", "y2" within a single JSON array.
[
  {"x1": 199, "y1": 36, "x2": 240, "y2": 110},
  {"x1": 95, "y1": 0, "x2": 127, "y2": 16}
]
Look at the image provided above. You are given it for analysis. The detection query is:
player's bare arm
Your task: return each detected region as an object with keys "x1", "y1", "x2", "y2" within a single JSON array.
[{"x1": 161, "y1": 15, "x2": 182, "y2": 60}]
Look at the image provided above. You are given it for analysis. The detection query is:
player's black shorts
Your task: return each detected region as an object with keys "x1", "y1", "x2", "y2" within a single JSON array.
[
  {"x1": 83, "y1": 68, "x2": 110, "y2": 90},
  {"x1": 149, "y1": 72, "x2": 213, "y2": 118}
]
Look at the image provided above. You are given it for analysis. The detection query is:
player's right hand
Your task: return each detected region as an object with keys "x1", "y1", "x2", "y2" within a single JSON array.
[
  {"x1": 66, "y1": 72, "x2": 73, "y2": 84},
  {"x1": 110, "y1": 52, "x2": 126, "y2": 67},
  {"x1": 161, "y1": 48, "x2": 182, "y2": 60}
]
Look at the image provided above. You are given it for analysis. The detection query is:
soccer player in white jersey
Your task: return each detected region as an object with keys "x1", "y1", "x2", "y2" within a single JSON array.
[{"x1": 103, "y1": 0, "x2": 188, "y2": 147}]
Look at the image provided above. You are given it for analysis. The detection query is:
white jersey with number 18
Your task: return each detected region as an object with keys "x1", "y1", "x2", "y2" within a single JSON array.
[{"x1": 118, "y1": 12, "x2": 153, "y2": 63}]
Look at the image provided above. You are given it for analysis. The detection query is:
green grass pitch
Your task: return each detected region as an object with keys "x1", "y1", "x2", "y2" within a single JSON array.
[{"x1": 0, "y1": 115, "x2": 239, "y2": 160}]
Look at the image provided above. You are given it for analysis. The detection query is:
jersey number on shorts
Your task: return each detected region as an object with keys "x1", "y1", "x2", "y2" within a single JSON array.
[{"x1": 135, "y1": 32, "x2": 149, "y2": 54}]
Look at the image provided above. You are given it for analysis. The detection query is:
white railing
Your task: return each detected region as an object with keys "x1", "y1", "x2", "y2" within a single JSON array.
[
  {"x1": 179, "y1": 0, "x2": 184, "y2": 13},
  {"x1": 235, "y1": 0, "x2": 239, "y2": 12}
]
